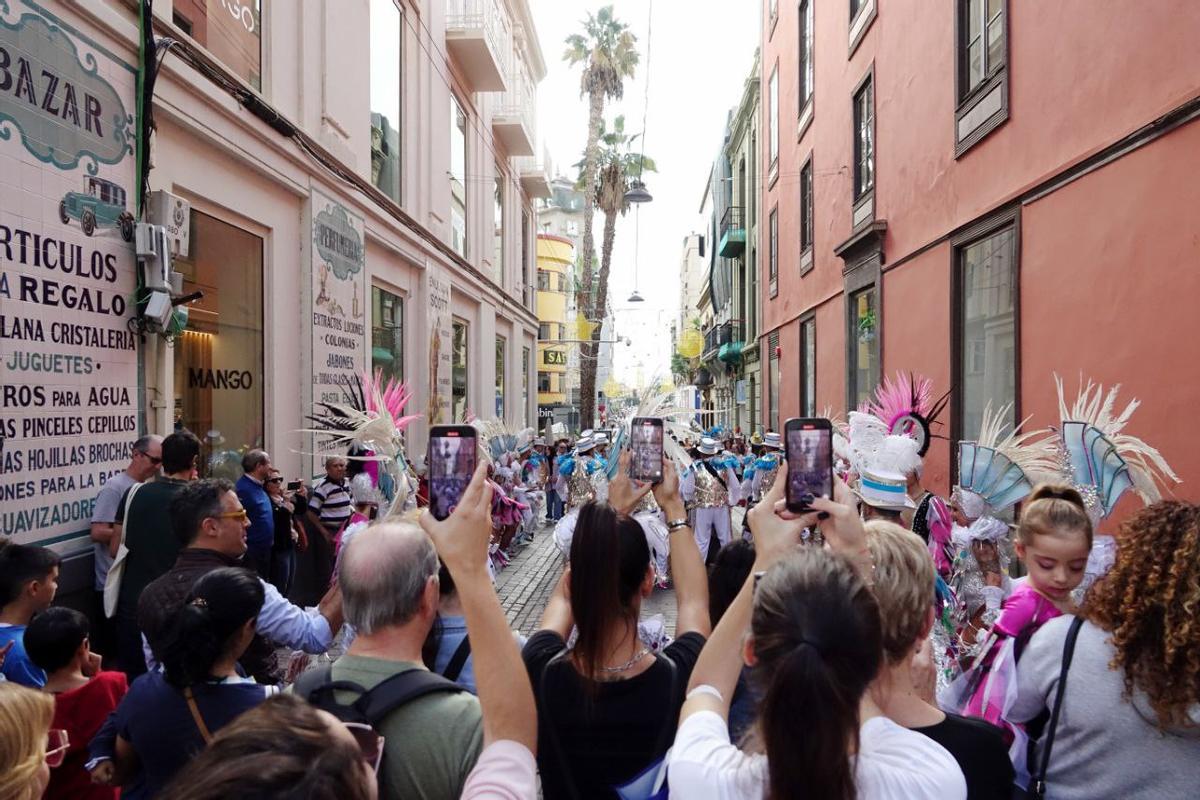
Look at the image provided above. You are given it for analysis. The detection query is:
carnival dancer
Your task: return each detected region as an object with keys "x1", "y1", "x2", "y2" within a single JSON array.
[
  {"x1": 747, "y1": 431, "x2": 783, "y2": 506},
  {"x1": 680, "y1": 437, "x2": 741, "y2": 562},
  {"x1": 551, "y1": 435, "x2": 609, "y2": 557}
]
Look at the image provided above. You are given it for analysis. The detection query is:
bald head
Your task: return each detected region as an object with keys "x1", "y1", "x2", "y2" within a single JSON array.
[{"x1": 338, "y1": 521, "x2": 439, "y2": 635}]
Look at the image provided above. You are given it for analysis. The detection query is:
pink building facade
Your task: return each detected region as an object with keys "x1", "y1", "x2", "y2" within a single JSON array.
[{"x1": 758, "y1": 0, "x2": 1200, "y2": 506}]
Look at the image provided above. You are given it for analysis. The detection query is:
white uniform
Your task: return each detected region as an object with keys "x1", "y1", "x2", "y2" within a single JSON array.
[{"x1": 681, "y1": 459, "x2": 741, "y2": 561}]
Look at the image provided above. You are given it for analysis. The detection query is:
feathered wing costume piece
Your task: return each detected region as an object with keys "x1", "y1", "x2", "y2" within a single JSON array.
[
  {"x1": 956, "y1": 402, "x2": 1059, "y2": 519},
  {"x1": 300, "y1": 370, "x2": 421, "y2": 517},
  {"x1": 868, "y1": 372, "x2": 952, "y2": 456},
  {"x1": 1055, "y1": 374, "x2": 1179, "y2": 517},
  {"x1": 626, "y1": 384, "x2": 698, "y2": 470}
]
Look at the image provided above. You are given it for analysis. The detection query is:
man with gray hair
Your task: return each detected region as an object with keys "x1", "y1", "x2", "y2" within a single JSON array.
[
  {"x1": 236, "y1": 448, "x2": 274, "y2": 580},
  {"x1": 330, "y1": 521, "x2": 482, "y2": 798}
]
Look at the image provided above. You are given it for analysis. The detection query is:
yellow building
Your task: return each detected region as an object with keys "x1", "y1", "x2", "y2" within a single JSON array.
[{"x1": 536, "y1": 234, "x2": 572, "y2": 412}]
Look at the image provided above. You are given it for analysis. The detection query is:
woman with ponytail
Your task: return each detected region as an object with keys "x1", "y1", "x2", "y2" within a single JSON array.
[
  {"x1": 98, "y1": 568, "x2": 274, "y2": 798},
  {"x1": 523, "y1": 454, "x2": 711, "y2": 798},
  {"x1": 670, "y1": 467, "x2": 966, "y2": 799}
]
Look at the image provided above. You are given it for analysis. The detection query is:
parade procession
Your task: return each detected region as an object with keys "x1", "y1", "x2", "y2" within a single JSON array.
[{"x1": 2, "y1": 1, "x2": 1199, "y2": 799}]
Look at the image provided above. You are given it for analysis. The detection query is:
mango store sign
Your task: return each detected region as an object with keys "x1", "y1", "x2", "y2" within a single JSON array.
[
  {"x1": 307, "y1": 189, "x2": 366, "y2": 466},
  {"x1": 0, "y1": 3, "x2": 140, "y2": 550}
]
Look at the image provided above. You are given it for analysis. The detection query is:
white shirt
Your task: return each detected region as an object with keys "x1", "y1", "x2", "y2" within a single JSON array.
[{"x1": 668, "y1": 711, "x2": 967, "y2": 800}]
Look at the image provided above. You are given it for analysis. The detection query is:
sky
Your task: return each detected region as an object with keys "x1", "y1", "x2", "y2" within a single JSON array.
[{"x1": 529, "y1": 0, "x2": 760, "y2": 389}]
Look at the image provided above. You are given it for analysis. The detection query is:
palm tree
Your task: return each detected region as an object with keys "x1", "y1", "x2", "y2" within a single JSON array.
[{"x1": 564, "y1": 5, "x2": 638, "y2": 427}]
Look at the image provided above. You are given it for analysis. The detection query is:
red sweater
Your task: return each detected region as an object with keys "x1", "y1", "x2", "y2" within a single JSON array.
[{"x1": 46, "y1": 670, "x2": 128, "y2": 800}]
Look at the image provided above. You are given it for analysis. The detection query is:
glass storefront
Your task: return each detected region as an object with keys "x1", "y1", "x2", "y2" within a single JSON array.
[
  {"x1": 371, "y1": 286, "x2": 404, "y2": 384},
  {"x1": 173, "y1": 1, "x2": 263, "y2": 90},
  {"x1": 495, "y1": 335, "x2": 506, "y2": 419},
  {"x1": 173, "y1": 210, "x2": 264, "y2": 479},
  {"x1": 452, "y1": 319, "x2": 469, "y2": 422}
]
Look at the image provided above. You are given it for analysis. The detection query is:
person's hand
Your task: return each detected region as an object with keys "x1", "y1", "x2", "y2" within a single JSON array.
[
  {"x1": 608, "y1": 451, "x2": 652, "y2": 515},
  {"x1": 776, "y1": 473, "x2": 866, "y2": 557},
  {"x1": 420, "y1": 462, "x2": 494, "y2": 577},
  {"x1": 911, "y1": 636, "x2": 937, "y2": 704},
  {"x1": 747, "y1": 462, "x2": 805, "y2": 570},
  {"x1": 90, "y1": 761, "x2": 116, "y2": 785},
  {"x1": 295, "y1": 483, "x2": 308, "y2": 499},
  {"x1": 652, "y1": 459, "x2": 684, "y2": 518}
]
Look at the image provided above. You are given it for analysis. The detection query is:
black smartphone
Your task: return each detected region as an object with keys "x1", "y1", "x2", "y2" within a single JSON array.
[
  {"x1": 784, "y1": 417, "x2": 833, "y2": 513},
  {"x1": 629, "y1": 417, "x2": 664, "y2": 483},
  {"x1": 428, "y1": 425, "x2": 478, "y2": 521},
  {"x1": 286, "y1": 480, "x2": 302, "y2": 492}
]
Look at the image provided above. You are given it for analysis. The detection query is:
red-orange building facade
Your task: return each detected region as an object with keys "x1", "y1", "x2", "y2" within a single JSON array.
[{"x1": 758, "y1": 0, "x2": 1200, "y2": 508}]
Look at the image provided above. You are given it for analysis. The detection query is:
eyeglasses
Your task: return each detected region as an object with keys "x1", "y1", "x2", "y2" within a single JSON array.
[
  {"x1": 46, "y1": 729, "x2": 70, "y2": 768},
  {"x1": 266, "y1": 477, "x2": 284, "y2": 484},
  {"x1": 137, "y1": 450, "x2": 163, "y2": 465},
  {"x1": 213, "y1": 509, "x2": 249, "y2": 522},
  {"x1": 343, "y1": 722, "x2": 385, "y2": 773}
]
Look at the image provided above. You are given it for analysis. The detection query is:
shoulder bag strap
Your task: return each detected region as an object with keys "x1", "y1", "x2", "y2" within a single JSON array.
[
  {"x1": 183, "y1": 686, "x2": 214, "y2": 744},
  {"x1": 357, "y1": 669, "x2": 464, "y2": 727},
  {"x1": 1029, "y1": 616, "x2": 1085, "y2": 799},
  {"x1": 537, "y1": 649, "x2": 584, "y2": 800},
  {"x1": 291, "y1": 664, "x2": 335, "y2": 702},
  {"x1": 442, "y1": 636, "x2": 472, "y2": 682}
]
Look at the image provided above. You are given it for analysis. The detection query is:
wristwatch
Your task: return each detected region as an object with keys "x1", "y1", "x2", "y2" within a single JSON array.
[{"x1": 666, "y1": 518, "x2": 689, "y2": 532}]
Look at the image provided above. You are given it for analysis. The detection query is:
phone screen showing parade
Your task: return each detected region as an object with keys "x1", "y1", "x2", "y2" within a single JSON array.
[
  {"x1": 785, "y1": 420, "x2": 833, "y2": 512},
  {"x1": 428, "y1": 427, "x2": 477, "y2": 520},
  {"x1": 630, "y1": 417, "x2": 664, "y2": 483}
]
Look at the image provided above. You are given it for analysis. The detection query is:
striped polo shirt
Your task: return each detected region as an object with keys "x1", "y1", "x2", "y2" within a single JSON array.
[{"x1": 311, "y1": 478, "x2": 353, "y2": 531}]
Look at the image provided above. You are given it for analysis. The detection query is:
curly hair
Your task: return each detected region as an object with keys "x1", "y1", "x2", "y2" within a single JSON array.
[{"x1": 1084, "y1": 501, "x2": 1200, "y2": 729}]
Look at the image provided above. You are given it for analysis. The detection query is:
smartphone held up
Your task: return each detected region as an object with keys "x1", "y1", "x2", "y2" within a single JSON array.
[
  {"x1": 428, "y1": 425, "x2": 478, "y2": 520},
  {"x1": 784, "y1": 417, "x2": 834, "y2": 513},
  {"x1": 629, "y1": 417, "x2": 664, "y2": 483}
]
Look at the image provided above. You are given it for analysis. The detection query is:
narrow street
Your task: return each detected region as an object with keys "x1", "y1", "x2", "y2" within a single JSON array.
[{"x1": 495, "y1": 521, "x2": 680, "y2": 638}]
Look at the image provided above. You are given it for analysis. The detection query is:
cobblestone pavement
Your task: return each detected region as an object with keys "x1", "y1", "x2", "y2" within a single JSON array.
[{"x1": 496, "y1": 520, "x2": 679, "y2": 638}]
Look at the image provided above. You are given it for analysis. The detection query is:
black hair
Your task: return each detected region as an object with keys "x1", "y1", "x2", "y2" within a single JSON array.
[
  {"x1": 159, "y1": 568, "x2": 265, "y2": 688},
  {"x1": 751, "y1": 548, "x2": 883, "y2": 800},
  {"x1": 568, "y1": 501, "x2": 651, "y2": 685},
  {"x1": 708, "y1": 539, "x2": 756, "y2": 625},
  {"x1": 170, "y1": 479, "x2": 236, "y2": 546},
  {"x1": 25, "y1": 606, "x2": 90, "y2": 673},
  {"x1": 0, "y1": 541, "x2": 61, "y2": 607},
  {"x1": 162, "y1": 429, "x2": 202, "y2": 474}
]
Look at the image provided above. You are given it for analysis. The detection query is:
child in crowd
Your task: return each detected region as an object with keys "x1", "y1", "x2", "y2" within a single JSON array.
[
  {"x1": 25, "y1": 607, "x2": 128, "y2": 800},
  {"x1": 0, "y1": 541, "x2": 61, "y2": 687},
  {"x1": 942, "y1": 485, "x2": 1093, "y2": 763}
]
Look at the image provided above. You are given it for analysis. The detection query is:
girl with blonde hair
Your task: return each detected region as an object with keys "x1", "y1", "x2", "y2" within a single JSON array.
[{"x1": 0, "y1": 681, "x2": 56, "y2": 800}]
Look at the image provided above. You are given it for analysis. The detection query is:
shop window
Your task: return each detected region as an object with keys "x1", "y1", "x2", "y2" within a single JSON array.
[
  {"x1": 452, "y1": 319, "x2": 469, "y2": 422},
  {"x1": 173, "y1": 0, "x2": 263, "y2": 90},
  {"x1": 494, "y1": 172, "x2": 505, "y2": 285},
  {"x1": 173, "y1": 210, "x2": 264, "y2": 479},
  {"x1": 369, "y1": 0, "x2": 402, "y2": 204},
  {"x1": 450, "y1": 97, "x2": 468, "y2": 257},
  {"x1": 956, "y1": 222, "x2": 1017, "y2": 444},
  {"x1": 495, "y1": 335, "x2": 506, "y2": 419},
  {"x1": 801, "y1": 316, "x2": 816, "y2": 417},
  {"x1": 522, "y1": 346, "x2": 530, "y2": 425},
  {"x1": 854, "y1": 75, "x2": 875, "y2": 201},
  {"x1": 371, "y1": 286, "x2": 403, "y2": 384},
  {"x1": 848, "y1": 286, "x2": 879, "y2": 407}
]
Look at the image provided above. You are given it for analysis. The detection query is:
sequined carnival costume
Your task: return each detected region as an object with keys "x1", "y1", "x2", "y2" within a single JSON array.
[
  {"x1": 552, "y1": 436, "x2": 609, "y2": 557},
  {"x1": 681, "y1": 438, "x2": 741, "y2": 561}
]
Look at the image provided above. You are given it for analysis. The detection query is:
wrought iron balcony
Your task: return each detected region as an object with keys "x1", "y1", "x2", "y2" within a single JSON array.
[
  {"x1": 719, "y1": 206, "x2": 746, "y2": 258},
  {"x1": 446, "y1": 0, "x2": 510, "y2": 92}
]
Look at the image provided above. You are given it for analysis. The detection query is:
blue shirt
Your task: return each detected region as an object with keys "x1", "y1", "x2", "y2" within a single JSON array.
[
  {"x1": 0, "y1": 624, "x2": 45, "y2": 687},
  {"x1": 433, "y1": 615, "x2": 478, "y2": 694},
  {"x1": 110, "y1": 670, "x2": 274, "y2": 798},
  {"x1": 235, "y1": 474, "x2": 274, "y2": 552}
]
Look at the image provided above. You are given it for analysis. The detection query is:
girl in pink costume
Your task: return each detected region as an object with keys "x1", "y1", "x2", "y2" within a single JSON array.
[{"x1": 942, "y1": 484, "x2": 1092, "y2": 773}]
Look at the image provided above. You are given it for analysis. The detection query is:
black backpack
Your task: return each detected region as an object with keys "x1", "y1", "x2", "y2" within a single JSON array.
[{"x1": 293, "y1": 664, "x2": 465, "y2": 730}]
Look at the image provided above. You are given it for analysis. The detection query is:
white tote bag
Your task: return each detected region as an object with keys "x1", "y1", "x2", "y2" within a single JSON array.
[{"x1": 102, "y1": 482, "x2": 143, "y2": 619}]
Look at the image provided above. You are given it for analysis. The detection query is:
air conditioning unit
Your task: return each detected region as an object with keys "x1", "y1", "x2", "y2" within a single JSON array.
[
  {"x1": 147, "y1": 190, "x2": 191, "y2": 257},
  {"x1": 135, "y1": 223, "x2": 172, "y2": 291}
]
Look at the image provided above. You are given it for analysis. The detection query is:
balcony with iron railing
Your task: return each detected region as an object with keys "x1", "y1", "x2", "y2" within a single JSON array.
[
  {"x1": 702, "y1": 320, "x2": 745, "y2": 365},
  {"x1": 719, "y1": 206, "x2": 746, "y2": 257},
  {"x1": 446, "y1": 0, "x2": 510, "y2": 92},
  {"x1": 492, "y1": 64, "x2": 537, "y2": 156},
  {"x1": 515, "y1": 146, "x2": 553, "y2": 199}
]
